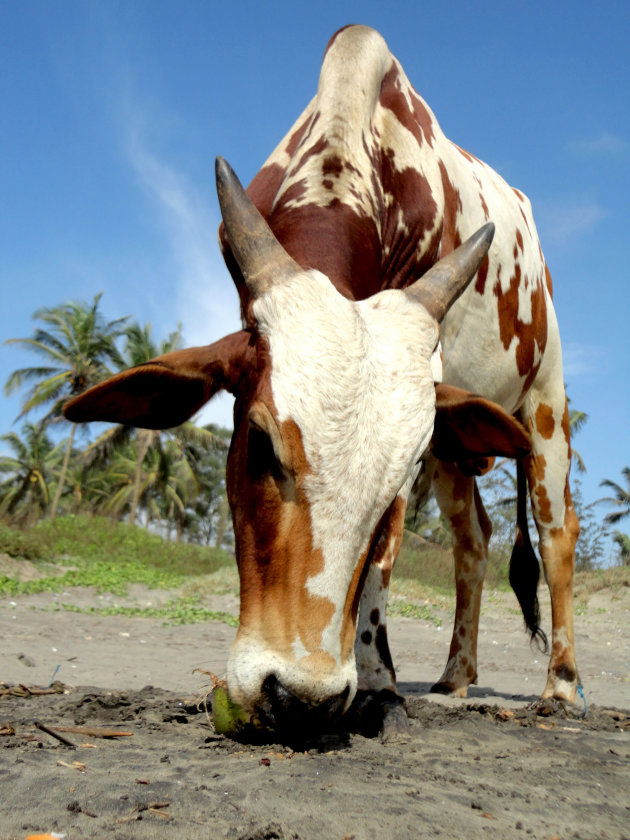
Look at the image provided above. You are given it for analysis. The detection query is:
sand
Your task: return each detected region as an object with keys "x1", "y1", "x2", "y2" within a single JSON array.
[{"x1": 1, "y1": 575, "x2": 629, "y2": 840}]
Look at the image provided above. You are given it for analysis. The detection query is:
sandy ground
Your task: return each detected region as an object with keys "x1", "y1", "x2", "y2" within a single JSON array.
[{"x1": 1, "y1": 572, "x2": 629, "y2": 840}]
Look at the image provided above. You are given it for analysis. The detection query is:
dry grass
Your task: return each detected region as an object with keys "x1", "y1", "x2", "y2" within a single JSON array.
[
  {"x1": 573, "y1": 564, "x2": 630, "y2": 604},
  {"x1": 180, "y1": 565, "x2": 240, "y2": 599}
]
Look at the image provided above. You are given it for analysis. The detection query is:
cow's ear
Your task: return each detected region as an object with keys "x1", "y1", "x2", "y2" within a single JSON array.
[
  {"x1": 64, "y1": 330, "x2": 254, "y2": 430},
  {"x1": 432, "y1": 383, "x2": 531, "y2": 472}
]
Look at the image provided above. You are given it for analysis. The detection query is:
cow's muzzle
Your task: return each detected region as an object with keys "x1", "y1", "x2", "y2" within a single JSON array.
[{"x1": 256, "y1": 674, "x2": 350, "y2": 735}]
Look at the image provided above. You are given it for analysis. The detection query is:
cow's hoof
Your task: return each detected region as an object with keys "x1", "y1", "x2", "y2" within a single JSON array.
[
  {"x1": 348, "y1": 689, "x2": 407, "y2": 738},
  {"x1": 380, "y1": 701, "x2": 410, "y2": 743},
  {"x1": 531, "y1": 695, "x2": 586, "y2": 720},
  {"x1": 430, "y1": 680, "x2": 468, "y2": 698}
]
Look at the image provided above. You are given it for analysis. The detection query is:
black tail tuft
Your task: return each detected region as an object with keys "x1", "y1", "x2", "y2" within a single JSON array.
[{"x1": 509, "y1": 461, "x2": 548, "y2": 654}]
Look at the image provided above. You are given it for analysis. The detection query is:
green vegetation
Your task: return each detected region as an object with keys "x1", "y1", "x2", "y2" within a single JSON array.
[
  {"x1": 3, "y1": 296, "x2": 231, "y2": 545},
  {"x1": 59, "y1": 597, "x2": 238, "y2": 627},
  {"x1": 387, "y1": 598, "x2": 442, "y2": 626},
  {"x1": 0, "y1": 521, "x2": 47, "y2": 561},
  {"x1": 598, "y1": 467, "x2": 630, "y2": 565},
  {"x1": 1, "y1": 516, "x2": 628, "y2": 632},
  {"x1": 0, "y1": 515, "x2": 233, "y2": 601}
]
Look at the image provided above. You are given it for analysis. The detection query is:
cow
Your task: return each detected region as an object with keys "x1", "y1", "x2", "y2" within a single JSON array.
[{"x1": 65, "y1": 25, "x2": 580, "y2": 738}]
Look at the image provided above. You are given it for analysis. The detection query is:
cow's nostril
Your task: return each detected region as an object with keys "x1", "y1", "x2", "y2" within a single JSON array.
[{"x1": 259, "y1": 675, "x2": 349, "y2": 733}]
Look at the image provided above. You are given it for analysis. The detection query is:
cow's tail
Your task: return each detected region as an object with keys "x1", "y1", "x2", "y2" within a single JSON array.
[{"x1": 508, "y1": 460, "x2": 548, "y2": 653}]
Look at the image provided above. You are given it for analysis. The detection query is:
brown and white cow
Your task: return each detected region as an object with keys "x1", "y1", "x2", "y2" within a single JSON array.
[{"x1": 65, "y1": 25, "x2": 579, "y2": 735}]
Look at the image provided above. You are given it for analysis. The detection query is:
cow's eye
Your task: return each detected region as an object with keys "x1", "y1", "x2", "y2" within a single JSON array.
[{"x1": 247, "y1": 425, "x2": 285, "y2": 481}]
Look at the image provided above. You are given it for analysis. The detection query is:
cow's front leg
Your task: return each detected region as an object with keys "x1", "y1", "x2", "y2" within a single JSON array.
[
  {"x1": 431, "y1": 461, "x2": 492, "y2": 697},
  {"x1": 353, "y1": 496, "x2": 408, "y2": 740}
]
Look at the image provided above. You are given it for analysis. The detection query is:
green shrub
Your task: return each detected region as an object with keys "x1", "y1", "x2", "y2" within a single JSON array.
[
  {"x1": 0, "y1": 521, "x2": 47, "y2": 561},
  {"x1": 0, "y1": 515, "x2": 235, "y2": 597}
]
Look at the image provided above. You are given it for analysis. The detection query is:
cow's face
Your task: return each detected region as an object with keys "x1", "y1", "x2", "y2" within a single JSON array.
[
  {"x1": 225, "y1": 268, "x2": 440, "y2": 723},
  {"x1": 64, "y1": 160, "x2": 516, "y2": 734}
]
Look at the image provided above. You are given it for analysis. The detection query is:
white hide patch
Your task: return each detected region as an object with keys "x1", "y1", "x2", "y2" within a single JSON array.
[
  {"x1": 253, "y1": 271, "x2": 438, "y2": 665},
  {"x1": 228, "y1": 631, "x2": 358, "y2": 715}
]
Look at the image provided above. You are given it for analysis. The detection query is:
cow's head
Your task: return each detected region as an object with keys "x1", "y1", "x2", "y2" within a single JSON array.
[{"x1": 65, "y1": 159, "x2": 530, "y2": 731}]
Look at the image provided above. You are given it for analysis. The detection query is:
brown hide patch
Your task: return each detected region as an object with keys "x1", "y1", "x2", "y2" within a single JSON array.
[
  {"x1": 292, "y1": 135, "x2": 331, "y2": 175},
  {"x1": 530, "y1": 452, "x2": 547, "y2": 483},
  {"x1": 450, "y1": 507, "x2": 480, "y2": 556},
  {"x1": 268, "y1": 200, "x2": 382, "y2": 298},
  {"x1": 455, "y1": 145, "x2": 479, "y2": 165},
  {"x1": 379, "y1": 64, "x2": 436, "y2": 148},
  {"x1": 493, "y1": 265, "x2": 548, "y2": 384},
  {"x1": 227, "y1": 355, "x2": 336, "y2": 660},
  {"x1": 322, "y1": 155, "x2": 344, "y2": 178},
  {"x1": 378, "y1": 148, "x2": 440, "y2": 288},
  {"x1": 475, "y1": 254, "x2": 489, "y2": 294},
  {"x1": 544, "y1": 263, "x2": 554, "y2": 297},
  {"x1": 535, "y1": 403, "x2": 555, "y2": 440},
  {"x1": 533, "y1": 483, "x2": 553, "y2": 525},
  {"x1": 519, "y1": 206, "x2": 532, "y2": 236},
  {"x1": 455, "y1": 578, "x2": 472, "y2": 612},
  {"x1": 479, "y1": 191, "x2": 490, "y2": 221},
  {"x1": 277, "y1": 177, "x2": 308, "y2": 207},
  {"x1": 438, "y1": 161, "x2": 463, "y2": 253},
  {"x1": 286, "y1": 112, "x2": 318, "y2": 158}
]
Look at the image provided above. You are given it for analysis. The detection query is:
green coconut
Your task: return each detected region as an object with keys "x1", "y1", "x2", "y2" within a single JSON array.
[{"x1": 211, "y1": 684, "x2": 254, "y2": 737}]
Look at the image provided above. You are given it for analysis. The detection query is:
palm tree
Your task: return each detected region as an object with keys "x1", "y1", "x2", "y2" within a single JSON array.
[
  {"x1": 0, "y1": 423, "x2": 63, "y2": 525},
  {"x1": 598, "y1": 467, "x2": 630, "y2": 525},
  {"x1": 569, "y1": 406, "x2": 588, "y2": 473},
  {"x1": 612, "y1": 531, "x2": 630, "y2": 565},
  {"x1": 597, "y1": 467, "x2": 630, "y2": 567},
  {"x1": 169, "y1": 423, "x2": 232, "y2": 544},
  {"x1": 4, "y1": 294, "x2": 128, "y2": 518}
]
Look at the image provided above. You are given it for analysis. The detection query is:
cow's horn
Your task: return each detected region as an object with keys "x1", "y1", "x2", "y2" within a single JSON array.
[
  {"x1": 405, "y1": 223, "x2": 495, "y2": 321},
  {"x1": 216, "y1": 157, "x2": 300, "y2": 298}
]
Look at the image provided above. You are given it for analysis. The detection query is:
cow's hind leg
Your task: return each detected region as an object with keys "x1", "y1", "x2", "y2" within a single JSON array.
[
  {"x1": 353, "y1": 495, "x2": 408, "y2": 739},
  {"x1": 431, "y1": 462, "x2": 492, "y2": 696},
  {"x1": 520, "y1": 391, "x2": 580, "y2": 703}
]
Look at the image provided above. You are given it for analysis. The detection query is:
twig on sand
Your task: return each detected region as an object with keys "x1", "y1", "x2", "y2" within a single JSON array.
[
  {"x1": 34, "y1": 721, "x2": 76, "y2": 747},
  {"x1": 56, "y1": 760, "x2": 87, "y2": 772},
  {"x1": 0, "y1": 682, "x2": 66, "y2": 698},
  {"x1": 116, "y1": 802, "x2": 171, "y2": 823},
  {"x1": 52, "y1": 725, "x2": 133, "y2": 739}
]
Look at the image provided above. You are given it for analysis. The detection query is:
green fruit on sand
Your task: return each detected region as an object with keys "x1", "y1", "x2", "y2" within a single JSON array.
[{"x1": 211, "y1": 685, "x2": 253, "y2": 736}]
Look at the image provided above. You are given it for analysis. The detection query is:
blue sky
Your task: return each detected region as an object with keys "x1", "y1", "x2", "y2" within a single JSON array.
[{"x1": 1, "y1": 1, "x2": 629, "y2": 548}]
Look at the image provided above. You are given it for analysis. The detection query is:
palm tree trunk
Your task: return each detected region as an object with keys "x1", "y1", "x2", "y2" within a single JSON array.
[
  {"x1": 214, "y1": 492, "x2": 229, "y2": 549},
  {"x1": 165, "y1": 499, "x2": 175, "y2": 541},
  {"x1": 49, "y1": 423, "x2": 76, "y2": 520},
  {"x1": 129, "y1": 431, "x2": 150, "y2": 526}
]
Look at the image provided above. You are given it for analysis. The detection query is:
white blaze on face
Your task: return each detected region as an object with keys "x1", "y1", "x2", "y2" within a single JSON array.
[{"x1": 253, "y1": 270, "x2": 439, "y2": 665}]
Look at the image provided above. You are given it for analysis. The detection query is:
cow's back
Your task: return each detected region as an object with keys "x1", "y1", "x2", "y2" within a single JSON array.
[{"x1": 238, "y1": 24, "x2": 554, "y2": 415}]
